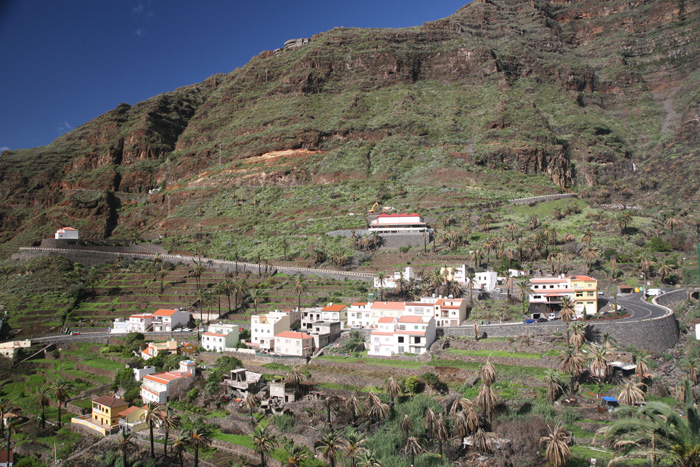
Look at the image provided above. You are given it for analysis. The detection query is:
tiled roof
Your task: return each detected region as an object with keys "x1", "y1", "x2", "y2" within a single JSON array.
[
  {"x1": 203, "y1": 332, "x2": 226, "y2": 337},
  {"x1": 153, "y1": 309, "x2": 178, "y2": 316},
  {"x1": 322, "y1": 304, "x2": 346, "y2": 312},
  {"x1": 568, "y1": 275, "x2": 596, "y2": 282},
  {"x1": 275, "y1": 331, "x2": 311, "y2": 339},
  {"x1": 398, "y1": 315, "x2": 426, "y2": 323},
  {"x1": 371, "y1": 302, "x2": 406, "y2": 310},
  {"x1": 377, "y1": 317, "x2": 395, "y2": 323},
  {"x1": 92, "y1": 395, "x2": 128, "y2": 408}
]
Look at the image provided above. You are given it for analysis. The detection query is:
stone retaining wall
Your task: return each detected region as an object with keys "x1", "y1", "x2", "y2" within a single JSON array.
[{"x1": 442, "y1": 312, "x2": 679, "y2": 353}]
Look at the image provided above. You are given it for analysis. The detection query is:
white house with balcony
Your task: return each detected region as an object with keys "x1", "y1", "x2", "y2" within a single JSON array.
[
  {"x1": 202, "y1": 323, "x2": 240, "y2": 352},
  {"x1": 528, "y1": 275, "x2": 598, "y2": 319},
  {"x1": 151, "y1": 309, "x2": 190, "y2": 332},
  {"x1": 273, "y1": 331, "x2": 314, "y2": 357},
  {"x1": 347, "y1": 302, "x2": 372, "y2": 328},
  {"x1": 250, "y1": 311, "x2": 291, "y2": 351},
  {"x1": 368, "y1": 213, "x2": 431, "y2": 234},
  {"x1": 368, "y1": 315, "x2": 436, "y2": 356},
  {"x1": 127, "y1": 314, "x2": 154, "y2": 333},
  {"x1": 140, "y1": 360, "x2": 196, "y2": 404}
]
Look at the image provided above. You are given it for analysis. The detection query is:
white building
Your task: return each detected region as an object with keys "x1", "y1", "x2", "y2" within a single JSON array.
[
  {"x1": 368, "y1": 315, "x2": 436, "y2": 356},
  {"x1": 140, "y1": 360, "x2": 196, "y2": 404},
  {"x1": 347, "y1": 302, "x2": 372, "y2": 328},
  {"x1": 202, "y1": 323, "x2": 240, "y2": 352},
  {"x1": 320, "y1": 303, "x2": 347, "y2": 328},
  {"x1": 151, "y1": 309, "x2": 190, "y2": 332},
  {"x1": 405, "y1": 297, "x2": 467, "y2": 327},
  {"x1": 128, "y1": 314, "x2": 154, "y2": 333},
  {"x1": 368, "y1": 213, "x2": 431, "y2": 234},
  {"x1": 273, "y1": 331, "x2": 314, "y2": 357},
  {"x1": 55, "y1": 227, "x2": 79, "y2": 240},
  {"x1": 250, "y1": 311, "x2": 291, "y2": 351},
  {"x1": 374, "y1": 266, "x2": 415, "y2": 290},
  {"x1": 0, "y1": 340, "x2": 31, "y2": 359},
  {"x1": 446, "y1": 266, "x2": 499, "y2": 292},
  {"x1": 528, "y1": 275, "x2": 598, "y2": 319},
  {"x1": 110, "y1": 318, "x2": 131, "y2": 334},
  {"x1": 133, "y1": 367, "x2": 156, "y2": 382}
]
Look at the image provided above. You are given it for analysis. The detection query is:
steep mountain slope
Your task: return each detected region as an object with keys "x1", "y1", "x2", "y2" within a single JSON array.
[{"x1": 0, "y1": 0, "x2": 698, "y2": 258}]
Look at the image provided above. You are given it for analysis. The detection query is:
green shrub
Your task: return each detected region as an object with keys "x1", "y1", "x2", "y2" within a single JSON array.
[
  {"x1": 404, "y1": 376, "x2": 423, "y2": 394},
  {"x1": 186, "y1": 388, "x2": 199, "y2": 403},
  {"x1": 273, "y1": 414, "x2": 296, "y2": 433}
]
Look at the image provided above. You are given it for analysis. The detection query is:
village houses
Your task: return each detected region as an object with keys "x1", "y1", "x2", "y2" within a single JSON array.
[
  {"x1": 528, "y1": 275, "x2": 599, "y2": 319},
  {"x1": 140, "y1": 340, "x2": 197, "y2": 360},
  {"x1": 273, "y1": 331, "x2": 314, "y2": 357},
  {"x1": 202, "y1": 322, "x2": 240, "y2": 352},
  {"x1": 250, "y1": 311, "x2": 292, "y2": 351},
  {"x1": 368, "y1": 315, "x2": 437, "y2": 357},
  {"x1": 71, "y1": 395, "x2": 129, "y2": 436},
  {"x1": 140, "y1": 360, "x2": 196, "y2": 404}
]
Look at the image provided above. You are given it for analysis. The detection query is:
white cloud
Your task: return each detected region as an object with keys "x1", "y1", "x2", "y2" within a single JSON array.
[
  {"x1": 57, "y1": 121, "x2": 73, "y2": 134},
  {"x1": 131, "y1": 1, "x2": 154, "y2": 38}
]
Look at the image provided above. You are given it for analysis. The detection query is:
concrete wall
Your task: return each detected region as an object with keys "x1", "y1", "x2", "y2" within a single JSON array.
[{"x1": 509, "y1": 193, "x2": 577, "y2": 205}]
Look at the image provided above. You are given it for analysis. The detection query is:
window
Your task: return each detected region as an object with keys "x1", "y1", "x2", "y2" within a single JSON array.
[
  {"x1": 398, "y1": 346, "x2": 405, "y2": 353},
  {"x1": 398, "y1": 336, "x2": 404, "y2": 343},
  {"x1": 414, "y1": 337, "x2": 421, "y2": 344}
]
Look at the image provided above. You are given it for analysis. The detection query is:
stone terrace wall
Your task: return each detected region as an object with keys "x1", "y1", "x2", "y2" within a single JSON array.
[
  {"x1": 509, "y1": 193, "x2": 577, "y2": 205},
  {"x1": 442, "y1": 312, "x2": 679, "y2": 352}
]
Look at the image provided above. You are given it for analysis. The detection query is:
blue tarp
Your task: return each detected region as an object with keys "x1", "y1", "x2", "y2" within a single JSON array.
[{"x1": 602, "y1": 396, "x2": 618, "y2": 404}]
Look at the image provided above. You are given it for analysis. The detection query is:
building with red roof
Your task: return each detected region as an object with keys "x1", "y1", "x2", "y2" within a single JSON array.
[
  {"x1": 274, "y1": 331, "x2": 314, "y2": 357},
  {"x1": 140, "y1": 360, "x2": 196, "y2": 404},
  {"x1": 368, "y1": 315, "x2": 436, "y2": 357}
]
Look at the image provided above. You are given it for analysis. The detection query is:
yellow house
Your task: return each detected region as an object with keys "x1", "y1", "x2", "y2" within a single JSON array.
[
  {"x1": 72, "y1": 395, "x2": 128, "y2": 436},
  {"x1": 118, "y1": 405, "x2": 149, "y2": 433},
  {"x1": 178, "y1": 342, "x2": 198, "y2": 358},
  {"x1": 568, "y1": 275, "x2": 598, "y2": 317}
]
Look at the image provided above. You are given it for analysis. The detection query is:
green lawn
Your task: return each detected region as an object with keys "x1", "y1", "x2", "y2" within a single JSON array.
[{"x1": 446, "y1": 348, "x2": 543, "y2": 359}]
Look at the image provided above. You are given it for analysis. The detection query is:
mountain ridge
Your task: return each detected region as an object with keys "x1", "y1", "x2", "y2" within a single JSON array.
[{"x1": 0, "y1": 0, "x2": 698, "y2": 257}]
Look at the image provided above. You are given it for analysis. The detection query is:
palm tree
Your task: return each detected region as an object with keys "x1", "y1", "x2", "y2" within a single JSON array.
[
  {"x1": 404, "y1": 436, "x2": 423, "y2": 466},
  {"x1": 570, "y1": 322, "x2": 587, "y2": 350},
  {"x1": 472, "y1": 428, "x2": 495, "y2": 455},
  {"x1": 280, "y1": 237, "x2": 289, "y2": 261},
  {"x1": 85, "y1": 266, "x2": 99, "y2": 297},
  {"x1": 473, "y1": 322, "x2": 480, "y2": 341},
  {"x1": 466, "y1": 269, "x2": 476, "y2": 304},
  {"x1": 356, "y1": 449, "x2": 382, "y2": 467},
  {"x1": 540, "y1": 424, "x2": 572, "y2": 467},
  {"x1": 161, "y1": 407, "x2": 181, "y2": 457},
  {"x1": 364, "y1": 391, "x2": 389, "y2": 423},
  {"x1": 580, "y1": 245, "x2": 601, "y2": 272},
  {"x1": 543, "y1": 370, "x2": 564, "y2": 403},
  {"x1": 602, "y1": 385, "x2": 700, "y2": 467},
  {"x1": 616, "y1": 211, "x2": 632, "y2": 235},
  {"x1": 51, "y1": 381, "x2": 69, "y2": 429},
  {"x1": 245, "y1": 392, "x2": 260, "y2": 426},
  {"x1": 187, "y1": 425, "x2": 213, "y2": 467},
  {"x1": 560, "y1": 348, "x2": 585, "y2": 396},
  {"x1": 639, "y1": 254, "x2": 653, "y2": 281},
  {"x1": 665, "y1": 213, "x2": 681, "y2": 235},
  {"x1": 400, "y1": 414, "x2": 413, "y2": 440},
  {"x1": 476, "y1": 384, "x2": 498, "y2": 423},
  {"x1": 342, "y1": 428, "x2": 367, "y2": 467},
  {"x1": 589, "y1": 346, "x2": 611, "y2": 394},
  {"x1": 223, "y1": 279, "x2": 234, "y2": 313},
  {"x1": 144, "y1": 402, "x2": 162, "y2": 458},
  {"x1": 657, "y1": 260, "x2": 675, "y2": 284},
  {"x1": 375, "y1": 272, "x2": 386, "y2": 301},
  {"x1": 386, "y1": 377, "x2": 401, "y2": 404},
  {"x1": 559, "y1": 296, "x2": 576, "y2": 349},
  {"x1": 172, "y1": 431, "x2": 188, "y2": 467},
  {"x1": 618, "y1": 382, "x2": 646, "y2": 406},
  {"x1": 433, "y1": 413, "x2": 449, "y2": 457},
  {"x1": 481, "y1": 361, "x2": 496, "y2": 386},
  {"x1": 214, "y1": 281, "x2": 226, "y2": 316},
  {"x1": 192, "y1": 259, "x2": 204, "y2": 291},
  {"x1": 117, "y1": 430, "x2": 137, "y2": 467},
  {"x1": 4, "y1": 416, "x2": 17, "y2": 452},
  {"x1": 0, "y1": 399, "x2": 9, "y2": 437},
  {"x1": 37, "y1": 386, "x2": 51, "y2": 429},
  {"x1": 284, "y1": 442, "x2": 311, "y2": 467},
  {"x1": 506, "y1": 222, "x2": 518, "y2": 241},
  {"x1": 517, "y1": 278, "x2": 531, "y2": 315},
  {"x1": 317, "y1": 430, "x2": 341, "y2": 467},
  {"x1": 581, "y1": 229, "x2": 592, "y2": 246},
  {"x1": 286, "y1": 366, "x2": 305, "y2": 394},
  {"x1": 600, "y1": 332, "x2": 617, "y2": 350},
  {"x1": 294, "y1": 275, "x2": 306, "y2": 311},
  {"x1": 634, "y1": 353, "x2": 650, "y2": 383},
  {"x1": 345, "y1": 394, "x2": 364, "y2": 425},
  {"x1": 159, "y1": 267, "x2": 168, "y2": 293}
]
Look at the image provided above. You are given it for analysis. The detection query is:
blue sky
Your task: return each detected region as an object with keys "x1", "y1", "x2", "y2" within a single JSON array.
[{"x1": 0, "y1": 1, "x2": 470, "y2": 152}]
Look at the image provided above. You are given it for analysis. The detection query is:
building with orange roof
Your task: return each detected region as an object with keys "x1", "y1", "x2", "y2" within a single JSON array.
[
  {"x1": 251, "y1": 311, "x2": 291, "y2": 351},
  {"x1": 273, "y1": 331, "x2": 314, "y2": 357},
  {"x1": 71, "y1": 395, "x2": 128, "y2": 436},
  {"x1": 140, "y1": 360, "x2": 196, "y2": 404},
  {"x1": 347, "y1": 302, "x2": 371, "y2": 328},
  {"x1": 321, "y1": 303, "x2": 348, "y2": 327},
  {"x1": 368, "y1": 315, "x2": 436, "y2": 356},
  {"x1": 117, "y1": 405, "x2": 149, "y2": 433},
  {"x1": 151, "y1": 308, "x2": 190, "y2": 332},
  {"x1": 202, "y1": 322, "x2": 240, "y2": 352},
  {"x1": 528, "y1": 275, "x2": 598, "y2": 318}
]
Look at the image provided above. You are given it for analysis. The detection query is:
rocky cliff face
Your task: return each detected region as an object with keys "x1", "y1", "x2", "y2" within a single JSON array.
[{"x1": 0, "y1": 0, "x2": 698, "y2": 253}]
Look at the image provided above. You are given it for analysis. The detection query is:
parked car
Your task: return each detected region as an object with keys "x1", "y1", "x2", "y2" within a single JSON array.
[
  {"x1": 523, "y1": 319, "x2": 536, "y2": 324},
  {"x1": 70, "y1": 331, "x2": 80, "y2": 335},
  {"x1": 536, "y1": 318, "x2": 548, "y2": 323}
]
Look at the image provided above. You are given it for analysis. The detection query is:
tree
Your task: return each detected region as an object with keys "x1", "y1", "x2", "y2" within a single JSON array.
[
  {"x1": 400, "y1": 414, "x2": 413, "y2": 440},
  {"x1": 589, "y1": 346, "x2": 611, "y2": 394},
  {"x1": 376, "y1": 272, "x2": 386, "y2": 301},
  {"x1": 117, "y1": 430, "x2": 137, "y2": 467},
  {"x1": 294, "y1": 275, "x2": 306, "y2": 311},
  {"x1": 344, "y1": 394, "x2": 364, "y2": 425},
  {"x1": 517, "y1": 278, "x2": 531, "y2": 315},
  {"x1": 602, "y1": 384, "x2": 700, "y2": 467},
  {"x1": 404, "y1": 436, "x2": 423, "y2": 466},
  {"x1": 4, "y1": 416, "x2": 17, "y2": 452},
  {"x1": 159, "y1": 267, "x2": 168, "y2": 293},
  {"x1": 0, "y1": 399, "x2": 9, "y2": 437},
  {"x1": 51, "y1": 381, "x2": 69, "y2": 429},
  {"x1": 161, "y1": 406, "x2": 182, "y2": 457},
  {"x1": 342, "y1": 428, "x2": 367, "y2": 467},
  {"x1": 85, "y1": 266, "x2": 99, "y2": 297},
  {"x1": 665, "y1": 213, "x2": 681, "y2": 235},
  {"x1": 559, "y1": 297, "x2": 576, "y2": 349},
  {"x1": 543, "y1": 370, "x2": 564, "y2": 403},
  {"x1": 634, "y1": 353, "x2": 651, "y2": 383},
  {"x1": 364, "y1": 391, "x2": 389, "y2": 423},
  {"x1": 616, "y1": 211, "x2": 632, "y2": 235},
  {"x1": 618, "y1": 382, "x2": 646, "y2": 406},
  {"x1": 476, "y1": 362, "x2": 498, "y2": 422},
  {"x1": 223, "y1": 279, "x2": 234, "y2": 313},
  {"x1": 540, "y1": 424, "x2": 572, "y2": 467},
  {"x1": 144, "y1": 402, "x2": 162, "y2": 458},
  {"x1": 286, "y1": 366, "x2": 305, "y2": 394},
  {"x1": 37, "y1": 386, "x2": 51, "y2": 429},
  {"x1": 172, "y1": 431, "x2": 188, "y2": 467},
  {"x1": 284, "y1": 442, "x2": 311, "y2": 467},
  {"x1": 570, "y1": 322, "x2": 587, "y2": 350},
  {"x1": 245, "y1": 392, "x2": 260, "y2": 426},
  {"x1": 386, "y1": 377, "x2": 401, "y2": 404},
  {"x1": 356, "y1": 450, "x2": 382, "y2": 467},
  {"x1": 658, "y1": 260, "x2": 675, "y2": 284},
  {"x1": 187, "y1": 425, "x2": 213, "y2": 467},
  {"x1": 639, "y1": 254, "x2": 654, "y2": 281},
  {"x1": 473, "y1": 322, "x2": 480, "y2": 341},
  {"x1": 507, "y1": 223, "x2": 518, "y2": 241},
  {"x1": 580, "y1": 245, "x2": 601, "y2": 272},
  {"x1": 317, "y1": 430, "x2": 341, "y2": 467},
  {"x1": 560, "y1": 348, "x2": 585, "y2": 396},
  {"x1": 214, "y1": 281, "x2": 226, "y2": 317},
  {"x1": 192, "y1": 259, "x2": 204, "y2": 291},
  {"x1": 472, "y1": 428, "x2": 495, "y2": 455},
  {"x1": 280, "y1": 237, "x2": 289, "y2": 261}
]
